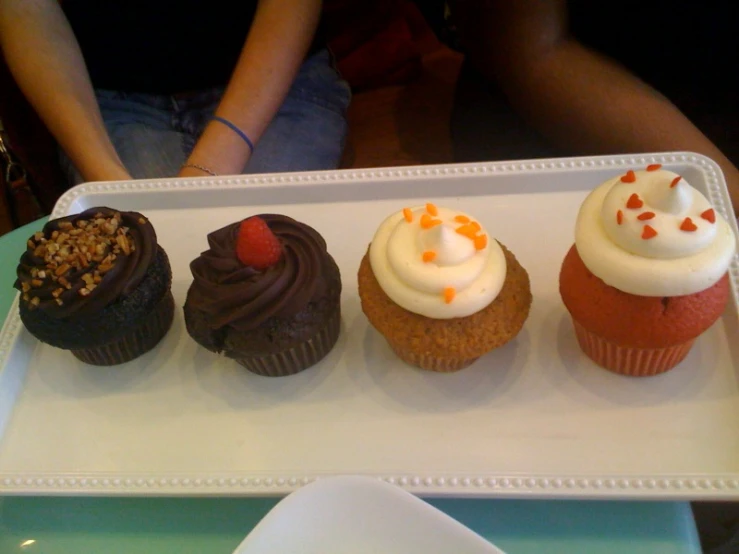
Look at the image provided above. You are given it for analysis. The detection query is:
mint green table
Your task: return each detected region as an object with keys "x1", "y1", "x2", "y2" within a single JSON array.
[{"x1": 0, "y1": 220, "x2": 702, "y2": 554}]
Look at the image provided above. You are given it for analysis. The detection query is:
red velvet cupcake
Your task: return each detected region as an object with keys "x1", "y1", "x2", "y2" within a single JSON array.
[{"x1": 559, "y1": 165, "x2": 736, "y2": 376}]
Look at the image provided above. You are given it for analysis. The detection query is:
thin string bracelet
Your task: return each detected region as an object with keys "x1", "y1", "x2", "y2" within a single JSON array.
[
  {"x1": 211, "y1": 115, "x2": 255, "y2": 154},
  {"x1": 181, "y1": 163, "x2": 217, "y2": 176}
]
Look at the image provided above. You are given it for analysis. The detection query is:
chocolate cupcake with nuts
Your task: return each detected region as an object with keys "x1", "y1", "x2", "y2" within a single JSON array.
[{"x1": 14, "y1": 207, "x2": 174, "y2": 365}]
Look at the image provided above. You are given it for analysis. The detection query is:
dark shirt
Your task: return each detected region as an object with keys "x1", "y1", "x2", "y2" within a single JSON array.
[
  {"x1": 568, "y1": 0, "x2": 738, "y2": 110},
  {"x1": 62, "y1": 0, "x2": 323, "y2": 94}
]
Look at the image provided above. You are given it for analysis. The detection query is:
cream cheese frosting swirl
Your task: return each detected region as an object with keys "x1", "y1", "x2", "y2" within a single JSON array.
[
  {"x1": 369, "y1": 204, "x2": 506, "y2": 318},
  {"x1": 576, "y1": 166, "x2": 736, "y2": 296}
]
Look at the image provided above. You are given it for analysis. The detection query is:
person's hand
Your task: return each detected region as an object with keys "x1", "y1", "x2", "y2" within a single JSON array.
[
  {"x1": 178, "y1": 163, "x2": 217, "y2": 178},
  {"x1": 177, "y1": 120, "x2": 253, "y2": 179}
]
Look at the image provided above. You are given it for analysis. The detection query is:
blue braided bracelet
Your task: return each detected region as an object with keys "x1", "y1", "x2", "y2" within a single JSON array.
[{"x1": 211, "y1": 115, "x2": 254, "y2": 154}]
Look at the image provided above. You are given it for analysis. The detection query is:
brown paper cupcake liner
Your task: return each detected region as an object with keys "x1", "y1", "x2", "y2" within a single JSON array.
[
  {"x1": 388, "y1": 341, "x2": 479, "y2": 373},
  {"x1": 572, "y1": 319, "x2": 694, "y2": 377},
  {"x1": 236, "y1": 306, "x2": 341, "y2": 377},
  {"x1": 71, "y1": 291, "x2": 175, "y2": 366}
]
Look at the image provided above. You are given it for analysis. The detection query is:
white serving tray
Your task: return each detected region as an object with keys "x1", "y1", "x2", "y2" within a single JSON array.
[
  {"x1": 232, "y1": 475, "x2": 504, "y2": 554},
  {"x1": 1, "y1": 152, "x2": 738, "y2": 500}
]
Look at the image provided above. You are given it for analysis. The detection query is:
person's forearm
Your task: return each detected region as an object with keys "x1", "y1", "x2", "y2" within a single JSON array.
[
  {"x1": 0, "y1": 0, "x2": 129, "y2": 182},
  {"x1": 492, "y1": 41, "x2": 739, "y2": 212},
  {"x1": 456, "y1": 0, "x2": 739, "y2": 214},
  {"x1": 183, "y1": 0, "x2": 321, "y2": 176}
]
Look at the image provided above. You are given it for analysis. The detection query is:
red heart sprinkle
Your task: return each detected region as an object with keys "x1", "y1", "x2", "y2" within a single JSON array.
[
  {"x1": 626, "y1": 193, "x2": 644, "y2": 209},
  {"x1": 680, "y1": 217, "x2": 698, "y2": 232},
  {"x1": 620, "y1": 170, "x2": 637, "y2": 183},
  {"x1": 701, "y1": 208, "x2": 716, "y2": 223},
  {"x1": 646, "y1": 164, "x2": 662, "y2": 171},
  {"x1": 670, "y1": 176, "x2": 682, "y2": 188},
  {"x1": 637, "y1": 211, "x2": 655, "y2": 220},
  {"x1": 616, "y1": 210, "x2": 623, "y2": 225},
  {"x1": 641, "y1": 225, "x2": 658, "y2": 240}
]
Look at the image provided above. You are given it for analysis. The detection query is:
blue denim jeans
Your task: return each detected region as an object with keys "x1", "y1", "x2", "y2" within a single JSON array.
[{"x1": 60, "y1": 49, "x2": 351, "y2": 185}]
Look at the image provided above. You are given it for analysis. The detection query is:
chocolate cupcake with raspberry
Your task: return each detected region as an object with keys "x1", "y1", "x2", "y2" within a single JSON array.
[
  {"x1": 15, "y1": 207, "x2": 174, "y2": 365},
  {"x1": 183, "y1": 214, "x2": 342, "y2": 377}
]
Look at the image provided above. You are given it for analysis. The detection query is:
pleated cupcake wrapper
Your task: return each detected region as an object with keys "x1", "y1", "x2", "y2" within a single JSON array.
[
  {"x1": 388, "y1": 341, "x2": 478, "y2": 373},
  {"x1": 236, "y1": 307, "x2": 341, "y2": 377},
  {"x1": 71, "y1": 291, "x2": 175, "y2": 366},
  {"x1": 572, "y1": 319, "x2": 694, "y2": 377}
]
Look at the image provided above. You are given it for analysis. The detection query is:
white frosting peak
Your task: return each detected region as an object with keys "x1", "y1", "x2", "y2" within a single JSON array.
[
  {"x1": 576, "y1": 167, "x2": 736, "y2": 296},
  {"x1": 369, "y1": 205, "x2": 506, "y2": 318},
  {"x1": 420, "y1": 223, "x2": 475, "y2": 266},
  {"x1": 643, "y1": 173, "x2": 690, "y2": 215}
]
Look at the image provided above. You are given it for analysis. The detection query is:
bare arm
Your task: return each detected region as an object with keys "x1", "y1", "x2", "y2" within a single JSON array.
[
  {"x1": 0, "y1": 0, "x2": 130, "y2": 183},
  {"x1": 180, "y1": 0, "x2": 321, "y2": 177},
  {"x1": 456, "y1": 0, "x2": 739, "y2": 215}
]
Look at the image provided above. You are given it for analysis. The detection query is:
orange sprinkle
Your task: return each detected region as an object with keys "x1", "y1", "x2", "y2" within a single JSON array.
[
  {"x1": 616, "y1": 210, "x2": 623, "y2": 225},
  {"x1": 620, "y1": 170, "x2": 637, "y2": 183},
  {"x1": 680, "y1": 217, "x2": 698, "y2": 232},
  {"x1": 470, "y1": 221, "x2": 482, "y2": 232},
  {"x1": 443, "y1": 287, "x2": 456, "y2": 304},
  {"x1": 646, "y1": 163, "x2": 662, "y2": 171},
  {"x1": 422, "y1": 250, "x2": 437, "y2": 263},
  {"x1": 454, "y1": 215, "x2": 470, "y2": 223},
  {"x1": 670, "y1": 176, "x2": 682, "y2": 188},
  {"x1": 701, "y1": 208, "x2": 716, "y2": 223},
  {"x1": 626, "y1": 193, "x2": 644, "y2": 209},
  {"x1": 425, "y1": 203, "x2": 438, "y2": 216},
  {"x1": 641, "y1": 225, "x2": 658, "y2": 240},
  {"x1": 474, "y1": 234, "x2": 488, "y2": 250},
  {"x1": 420, "y1": 214, "x2": 442, "y2": 229},
  {"x1": 637, "y1": 211, "x2": 656, "y2": 221},
  {"x1": 403, "y1": 208, "x2": 413, "y2": 222},
  {"x1": 455, "y1": 223, "x2": 478, "y2": 239}
]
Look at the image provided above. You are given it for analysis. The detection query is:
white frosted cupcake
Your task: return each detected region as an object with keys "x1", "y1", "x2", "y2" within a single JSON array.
[
  {"x1": 358, "y1": 203, "x2": 532, "y2": 372},
  {"x1": 560, "y1": 165, "x2": 736, "y2": 376}
]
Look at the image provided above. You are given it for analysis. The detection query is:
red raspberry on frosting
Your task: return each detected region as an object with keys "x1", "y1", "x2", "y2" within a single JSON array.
[{"x1": 236, "y1": 216, "x2": 283, "y2": 269}]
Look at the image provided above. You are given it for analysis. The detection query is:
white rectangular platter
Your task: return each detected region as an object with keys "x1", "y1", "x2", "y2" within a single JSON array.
[{"x1": 1, "y1": 152, "x2": 738, "y2": 500}]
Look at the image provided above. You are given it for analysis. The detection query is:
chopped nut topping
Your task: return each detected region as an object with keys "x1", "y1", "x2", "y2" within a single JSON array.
[
  {"x1": 20, "y1": 210, "x2": 143, "y2": 309},
  {"x1": 116, "y1": 234, "x2": 130, "y2": 254},
  {"x1": 55, "y1": 263, "x2": 71, "y2": 276}
]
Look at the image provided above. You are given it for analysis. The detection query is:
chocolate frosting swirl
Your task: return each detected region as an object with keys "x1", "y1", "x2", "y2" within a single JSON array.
[
  {"x1": 188, "y1": 214, "x2": 331, "y2": 331},
  {"x1": 15, "y1": 207, "x2": 158, "y2": 318}
]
